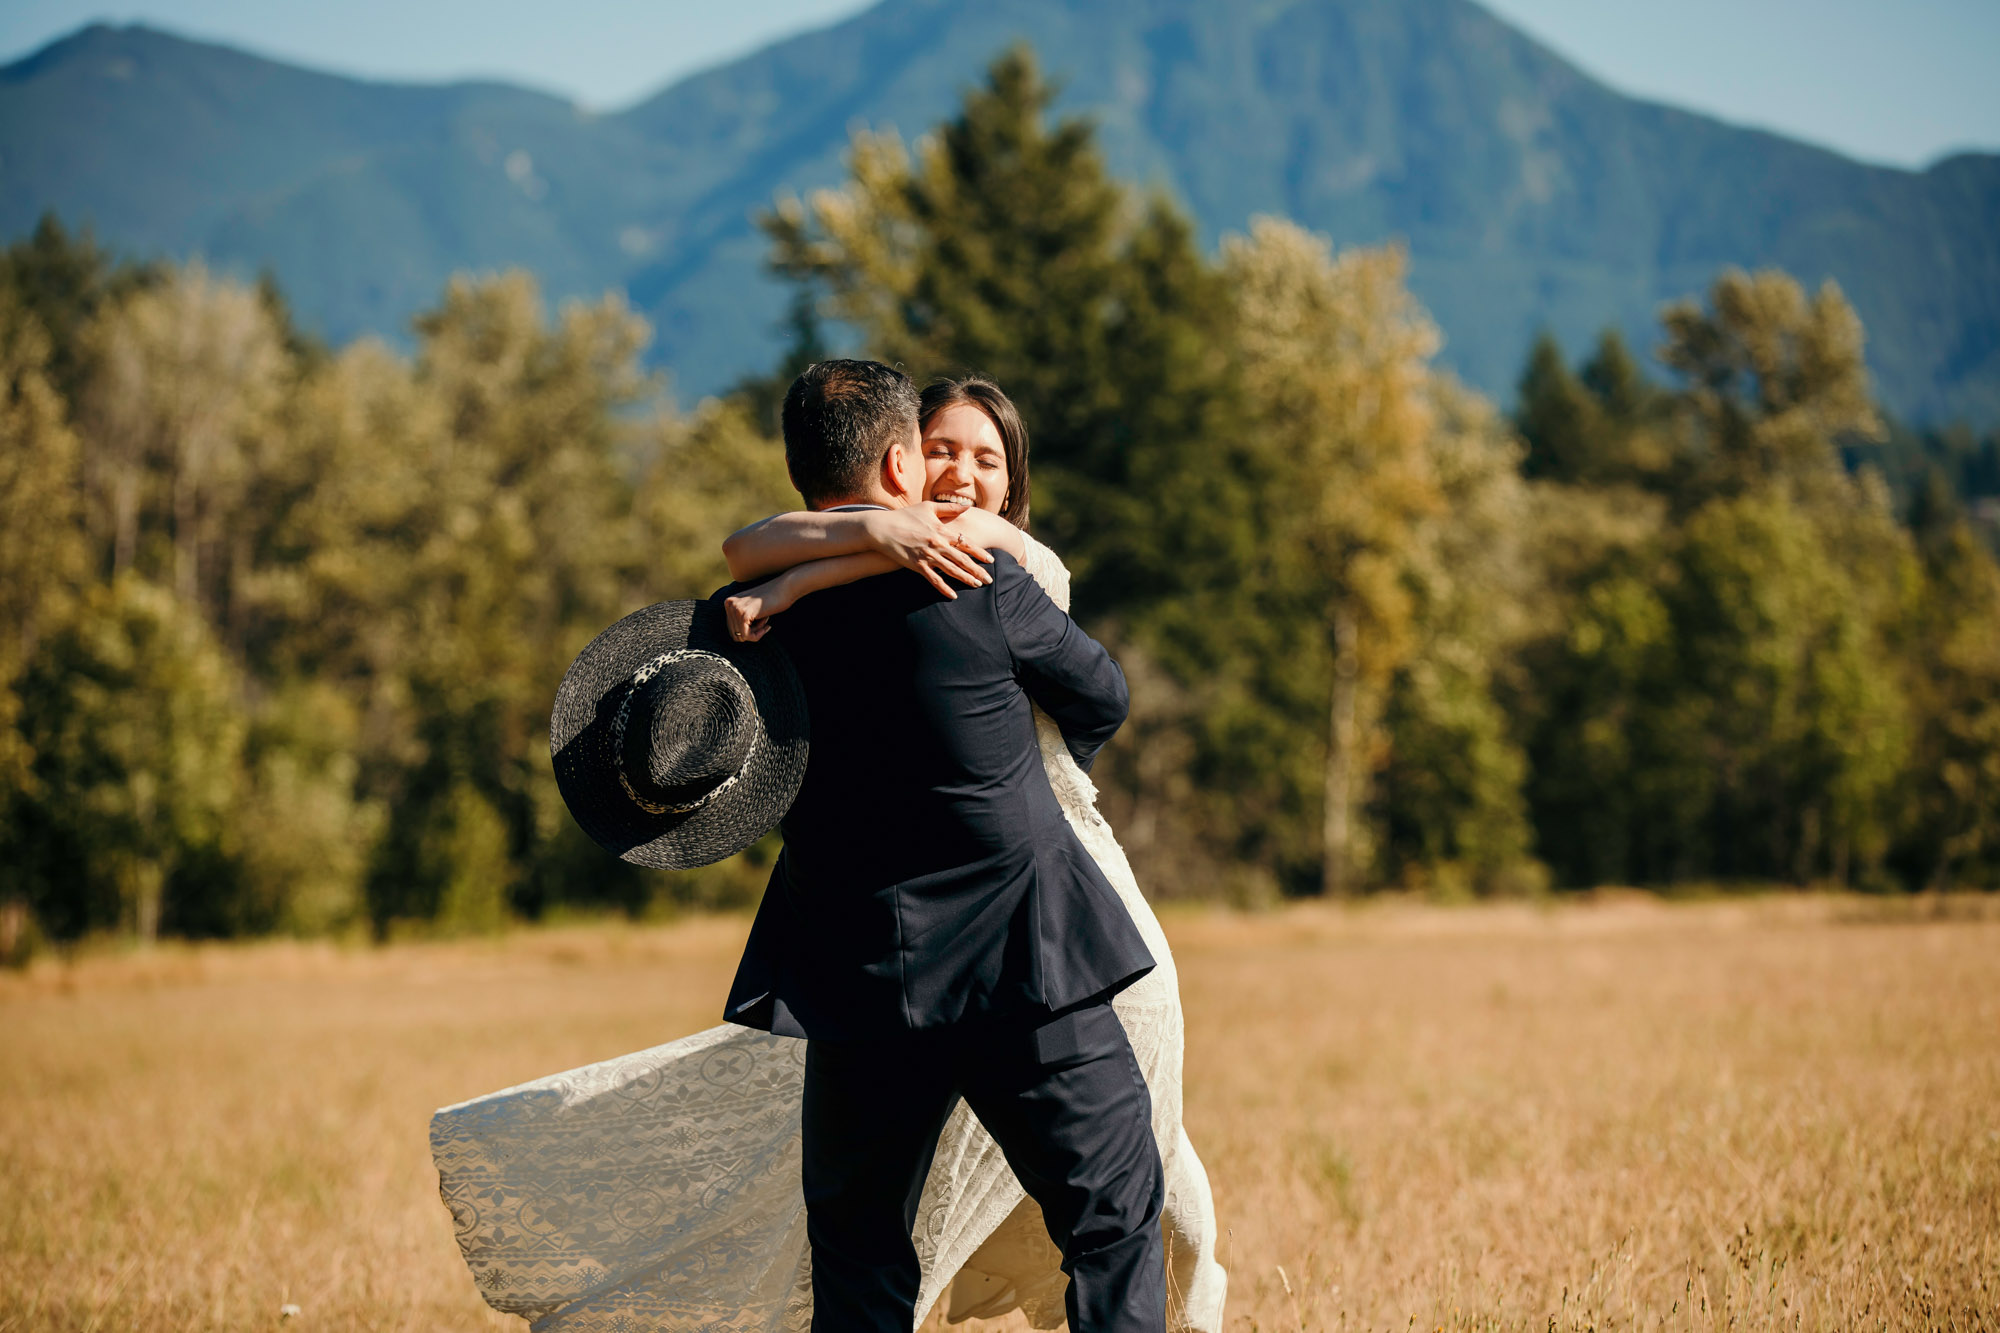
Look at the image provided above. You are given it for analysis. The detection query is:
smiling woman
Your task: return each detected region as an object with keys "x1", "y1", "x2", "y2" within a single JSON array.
[{"x1": 920, "y1": 375, "x2": 1033, "y2": 527}]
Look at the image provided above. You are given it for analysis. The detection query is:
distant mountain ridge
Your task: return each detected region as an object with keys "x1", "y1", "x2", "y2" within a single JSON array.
[{"x1": 3, "y1": 3, "x2": 1996, "y2": 421}]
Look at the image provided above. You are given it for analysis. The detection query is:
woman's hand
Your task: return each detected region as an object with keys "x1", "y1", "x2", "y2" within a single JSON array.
[
  {"x1": 940, "y1": 505, "x2": 1028, "y2": 562},
  {"x1": 864, "y1": 504, "x2": 993, "y2": 597},
  {"x1": 725, "y1": 578, "x2": 791, "y2": 643}
]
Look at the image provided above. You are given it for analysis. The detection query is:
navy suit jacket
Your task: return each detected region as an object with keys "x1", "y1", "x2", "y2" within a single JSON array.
[{"x1": 722, "y1": 550, "x2": 1156, "y2": 1041}]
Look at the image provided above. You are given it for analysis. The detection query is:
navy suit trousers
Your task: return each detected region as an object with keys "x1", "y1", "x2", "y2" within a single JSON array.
[{"x1": 800, "y1": 1001, "x2": 1167, "y2": 1332}]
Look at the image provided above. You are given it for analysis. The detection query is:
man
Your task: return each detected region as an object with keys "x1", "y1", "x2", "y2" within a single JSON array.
[{"x1": 723, "y1": 359, "x2": 1167, "y2": 1331}]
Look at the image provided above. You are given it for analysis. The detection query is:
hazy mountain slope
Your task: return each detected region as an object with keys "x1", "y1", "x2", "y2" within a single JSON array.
[
  {"x1": 0, "y1": 23, "x2": 671, "y2": 343},
  {"x1": 611, "y1": 0, "x2": 2000, "y2": 419},
  {"x1": 4, "y1": 5, "x2": 1996, "y2": 420}
]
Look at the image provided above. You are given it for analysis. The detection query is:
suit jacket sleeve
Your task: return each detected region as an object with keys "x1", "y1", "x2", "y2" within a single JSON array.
[{"x1": 991, "y1": 553, "x2": 1129, "y2": 773}]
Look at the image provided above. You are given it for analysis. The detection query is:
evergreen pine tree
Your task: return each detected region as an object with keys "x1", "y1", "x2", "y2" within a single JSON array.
[
  {"x1": 764, "y1": 44, "x2": 1241, "y2": 616},
  {"x1": 1515, "y1": 331, "x2": 1599, "y2": 482},
  {"x1": 1579, "y1": 329, "x2": 1652, "y2": 422}
]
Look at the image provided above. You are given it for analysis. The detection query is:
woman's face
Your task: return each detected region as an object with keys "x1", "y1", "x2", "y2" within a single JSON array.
[{"x1": 922, "y1": 403, "x2": 1009, "y2": 514}]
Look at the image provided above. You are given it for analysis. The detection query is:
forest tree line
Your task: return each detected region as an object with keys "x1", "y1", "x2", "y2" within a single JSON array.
[{"x1": 4, "y1": 50, "x2": 1998, "y2": 952}]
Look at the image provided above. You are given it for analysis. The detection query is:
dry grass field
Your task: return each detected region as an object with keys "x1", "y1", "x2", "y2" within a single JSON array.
[{"x1": 3, "y1": 896, "x2": 1997, "y2": 1332}]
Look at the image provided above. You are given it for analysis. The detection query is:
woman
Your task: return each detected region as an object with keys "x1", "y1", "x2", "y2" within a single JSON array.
[{"x1": 429, "y1": 378, "x2": 1225, "y2": 1332}]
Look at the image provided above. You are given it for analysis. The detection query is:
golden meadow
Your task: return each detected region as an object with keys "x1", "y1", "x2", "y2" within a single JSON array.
[{"x1": 3, "y1": 898, "x2": 1995, "y2": 1330}]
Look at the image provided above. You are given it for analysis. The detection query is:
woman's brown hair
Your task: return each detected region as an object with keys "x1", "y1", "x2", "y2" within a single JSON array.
[{"x1": 918, "y1": 375, "x2": 1031, "y2": 530}]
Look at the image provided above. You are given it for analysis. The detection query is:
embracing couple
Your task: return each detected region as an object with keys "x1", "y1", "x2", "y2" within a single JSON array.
[{"x1": 432, "y1": 360, "x2": 1225, "y2": 1332}]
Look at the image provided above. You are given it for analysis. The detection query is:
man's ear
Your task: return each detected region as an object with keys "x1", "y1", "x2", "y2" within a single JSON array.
[{"x1": 883, "y1": 427, "x2": 924, "y2": 503}]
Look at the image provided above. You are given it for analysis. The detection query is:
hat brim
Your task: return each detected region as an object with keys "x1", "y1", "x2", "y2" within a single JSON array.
[{"x1": 551, "y1": 599, "x2": 808, "y2": 869}]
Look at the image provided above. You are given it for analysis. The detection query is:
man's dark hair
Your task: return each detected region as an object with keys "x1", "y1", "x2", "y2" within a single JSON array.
[{"x1": 781, "y1": 359, "x2": 921, "y2": 507}]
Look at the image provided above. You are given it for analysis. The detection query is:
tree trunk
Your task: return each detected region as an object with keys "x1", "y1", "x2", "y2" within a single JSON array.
[
  {"x1": 1128, "y1": 727, "x2": 1161, "y2": 857},
  {"x1": 173, "y1": 456, "x2": 199, "y2": 604},
  {"x1": 112, "y1": 470, "x2": 139, "y2": 577},
  {"x1": 227, "y1": 530, "x2": 251, "y2": 656},
  {"x1": 0, "y1": 899, "x2": 24, "y2": 963},
  {"x1": 1802, "y1": 805, "x2": 1823, "y2": 885},
  {"x1": 126, "y1": 860, "x2": 164, "y2": 944},
  {"x1": 1323, "y1": 605, "x2": 1359, "y2": 897}
]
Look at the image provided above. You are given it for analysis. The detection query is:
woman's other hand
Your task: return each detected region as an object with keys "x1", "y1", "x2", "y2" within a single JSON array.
[
  {"x1": 725, "y1": 582, "x2": 787, "y2": 643},
  {"x1": 864, "y1": 504, "x2": 994, "y2": 597}
]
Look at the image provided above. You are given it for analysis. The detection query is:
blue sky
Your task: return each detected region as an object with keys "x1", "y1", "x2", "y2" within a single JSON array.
[{"x1": 2, "y1": 0, "x2": 1994, "y2": 169}]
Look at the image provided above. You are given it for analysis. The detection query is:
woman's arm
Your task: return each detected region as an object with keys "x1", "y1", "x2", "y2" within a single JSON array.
[
  {"x1": 722, "y1": 508, "x2": 1030, "y2": 642},
  {"x1": 725, "y1": 553, "x2": 898, "y2": 642},
  {"x1": 721, "y1": 504, "x2": 993, "y2": 595},
  {"x1": 944, "y1": 506, "x2": 1028, "y2": 564}
]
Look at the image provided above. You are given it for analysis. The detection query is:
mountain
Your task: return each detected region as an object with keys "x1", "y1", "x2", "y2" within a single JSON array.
[{"x1": 4, "y1": 4, "x2": 1997, "y2": 421}]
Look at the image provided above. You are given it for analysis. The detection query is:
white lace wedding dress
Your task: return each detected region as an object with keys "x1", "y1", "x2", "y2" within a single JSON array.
[{"x1": 431, "y1": 535, "x2": 1227, "y2": 1331}]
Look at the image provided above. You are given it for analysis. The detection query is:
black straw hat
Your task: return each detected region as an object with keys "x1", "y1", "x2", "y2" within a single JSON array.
[{"x1": 550, "y1": 599, "x2": 808, "y2": 869}]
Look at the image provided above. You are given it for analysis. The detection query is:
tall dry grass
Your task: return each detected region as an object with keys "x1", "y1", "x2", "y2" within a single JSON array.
[{"x1": 2, "y1": 897, "x2": 1996, "y2": 1331}]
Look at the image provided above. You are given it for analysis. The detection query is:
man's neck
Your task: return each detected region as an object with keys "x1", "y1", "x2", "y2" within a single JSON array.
[{"x1": 813, "y1": 491, "x2": 902, "y2": 511}]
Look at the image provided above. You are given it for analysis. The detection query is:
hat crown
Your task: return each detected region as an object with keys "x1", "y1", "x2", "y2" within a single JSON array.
[{"x1": 619, "y1": 652, "x2": 758, "y2": 814}]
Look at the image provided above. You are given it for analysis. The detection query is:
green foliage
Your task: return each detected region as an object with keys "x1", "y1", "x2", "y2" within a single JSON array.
[
  {"x1": 757, "y1": 52, "x2": 2000, "y2": 903},
  {"x1": 0, "y1": 284, "x2": 89, "y2": 679},
  {"x1": 634, "y1": 399, "x2": 798, "y2": 601},
  {"x1": 769, "y1": 60, "x2": 1539, "y2": 899},
  {"x1": 1521, "y1": 557, "x2": 1684, "y2": 885},
  {"x1": 1209, "y1": 220, "x2": 1534, "y2": 894},
  {"x1": 8, "y1": 47, "x2": 2000, "y2": 946},
  {"x1": 1847, "y1": 421, "x2": 2000, "y2": 554},
  {"x1": 411, "y1": 781, "x2": 515, "y2": 937},
  {"x1": 1671, "y1": 492, "x2": 1908, "y2": 880},
  {"x1": 1516, "y1": 273, "x2": 1996, "y2": 890},
  {"x1": 229, "y1": 683, "x2": 378, "y2": 935},
  {"x1": 0, "y1": 224, "x2": 799, "y2": 946},
  {"x1": 0, "y1": 214, "x2": 157, "y2": 407},
  {"x1": 1892, "y1": 522, "x2": 2000, "y2": 888},
  {"x1": 1516, "y1": 329, "x2": 1672, "y2": 489},
  {"x1": 1372, "y1": 386, "x2": 1537, "y2": 891},
  {"x1": 1660, "y1": 269, "x2": 1882, "y2": 507},
  {"x1": 0, "y1": 281, "x2": 94, "y2": 925},
  {"x1": 10, "y1": 577, "x2": 245, "y2": 939}
]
